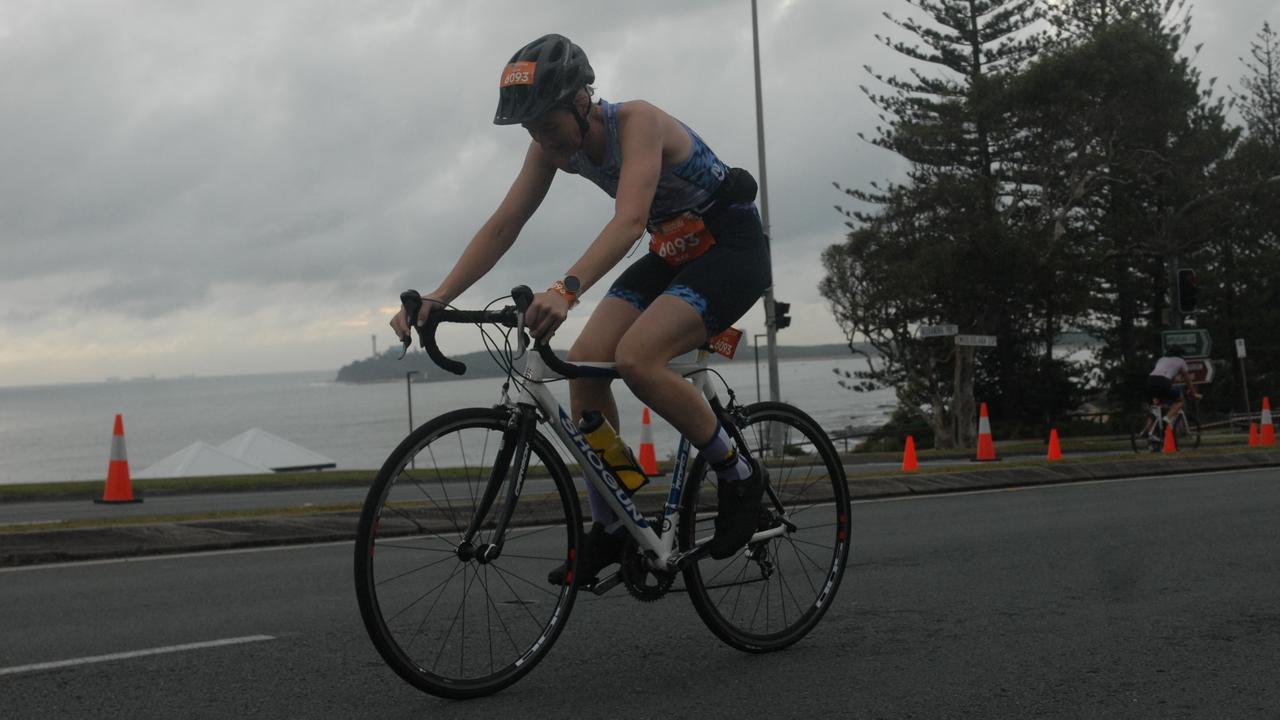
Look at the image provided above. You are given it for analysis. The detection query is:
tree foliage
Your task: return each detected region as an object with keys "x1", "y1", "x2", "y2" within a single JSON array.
[{"x1": 824, "y1": 0, "x2": 1275, "y2": 441}]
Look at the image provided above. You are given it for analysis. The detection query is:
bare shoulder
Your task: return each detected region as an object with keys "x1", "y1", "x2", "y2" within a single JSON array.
[
  {"x1": 617, "y1": 99, "x2": 666, "y2": 127},
  {"x1": 616, "y1": 100, "x2": 690, "y2": 160}
]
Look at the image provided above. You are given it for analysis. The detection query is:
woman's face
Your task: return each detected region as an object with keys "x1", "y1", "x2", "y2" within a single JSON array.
[{"x1": 523, "y1": 108, "x2": 581, "y2": 163}]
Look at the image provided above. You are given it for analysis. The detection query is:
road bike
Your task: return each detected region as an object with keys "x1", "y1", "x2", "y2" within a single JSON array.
[
  {"x1": 1130, "y1": 391, "x2": 1201, "y2": 453},
  {"x1": 353, "y1": 286, "x2": 851, "y2": 698}
]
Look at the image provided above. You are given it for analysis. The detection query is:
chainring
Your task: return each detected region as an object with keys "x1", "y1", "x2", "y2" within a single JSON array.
[{"x1": 620, "y1": 538, "x2": 675, "y2": 602}]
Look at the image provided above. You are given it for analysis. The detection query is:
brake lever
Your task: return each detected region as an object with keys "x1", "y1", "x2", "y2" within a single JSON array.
[{"x1": 399, "y1": 290, "x2": 423, "y2": 359}]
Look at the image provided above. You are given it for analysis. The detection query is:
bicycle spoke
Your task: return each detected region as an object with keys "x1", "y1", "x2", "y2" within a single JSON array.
[{"x1": 375, "y1": 553, "x2": 459, "y2": 588}]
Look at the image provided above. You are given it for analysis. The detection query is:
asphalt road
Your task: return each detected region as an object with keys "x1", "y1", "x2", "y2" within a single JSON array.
[{"x1": 2, "y1": 466, "x2": 1277, "y2": 719}]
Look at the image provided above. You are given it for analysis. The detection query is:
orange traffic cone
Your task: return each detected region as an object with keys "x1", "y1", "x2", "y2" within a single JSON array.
[
  {"x1": 974, "y1": 402, "x2": 998, "y2": 461},
  {"x1": 638, "y1": 407, "x2": 659, "y2": 475},
  {"x1": 96, "y1": 414, "x2": 141, "y2": 504},
  {"x1": 1248, "y1": 422, "x2": 1259, "y2": 447},
  {"x1": 1162, "y1": 422, "x2": 1178, "y2": 454},
  {"x1": 902, "y1": 435, "x2": 919, "y2": 472},
  {"x1": 1047, "y1": 428, "x2": 1063, "y2": 461},
  {"x1": 1261, "y1": 398, "x2": 1276, "y2": 447}
]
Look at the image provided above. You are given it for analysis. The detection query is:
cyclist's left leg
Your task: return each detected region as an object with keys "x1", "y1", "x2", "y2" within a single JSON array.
[{"x1": 616, "y1": 204, "x2": 772, "y2": 557}]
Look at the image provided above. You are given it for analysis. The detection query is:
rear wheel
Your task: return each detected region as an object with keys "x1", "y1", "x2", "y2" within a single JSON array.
[
  {"x1": 354, "y1": 407, "x2": 581, "y2": 699},
  {"x1": 679, "y1": 401, "x2": 851, "y2": 652},
  {"x1": 1173, "y1": 410, "x2": 1201, "y2": 450}
]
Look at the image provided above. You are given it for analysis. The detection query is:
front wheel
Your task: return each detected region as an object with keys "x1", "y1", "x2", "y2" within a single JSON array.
[
  {"x1": 354, "y1": 407, "x2": 582, "y2": 699},
  {"x1": 679, "y1": 401, "x2": 851, "y2": 653},
  {"x1": 1130, "y1": 412, "x2": 1159, "y2": 453}
]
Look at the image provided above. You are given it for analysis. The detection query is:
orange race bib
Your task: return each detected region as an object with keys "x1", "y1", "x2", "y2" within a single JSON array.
[
  {"x1": 500, "y1": 61, "x2": 536, "y2": 87},
  {"x1": 708, "y1": 327, "x2": 744, "y2": 359},
  {"x1": 648, "y1": 213, "x2": 716, "y2": 266}
]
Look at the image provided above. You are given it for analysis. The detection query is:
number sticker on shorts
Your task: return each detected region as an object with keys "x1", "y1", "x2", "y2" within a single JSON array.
[
  {"x1": 648, "y1": 213, "x2": 716, "y2": 266},
  {"x1": 709, "y1": 327, "x2": 744, "y2": 359}
]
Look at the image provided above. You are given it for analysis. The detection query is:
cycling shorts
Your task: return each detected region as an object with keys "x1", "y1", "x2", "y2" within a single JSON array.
[
  {"x1": 1146, "y1": 374, "x2": 1182, "y2": 404},
  {"x1": 604, "y1": 202, "x2": 771, "y2": 336}
]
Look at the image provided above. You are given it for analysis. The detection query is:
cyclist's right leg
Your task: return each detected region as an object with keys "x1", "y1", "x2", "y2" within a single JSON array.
[
  {"x1": 548, "y1": 297, "x2": 643, "y2": 586},
  {"x1": 567, "y1": 296, "x2": 641, "y2": 434}
]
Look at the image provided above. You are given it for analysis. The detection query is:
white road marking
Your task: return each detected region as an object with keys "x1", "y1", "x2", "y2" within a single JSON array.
[{"x1": 0, "y1": 635, "x2": 276, "y2": 677}]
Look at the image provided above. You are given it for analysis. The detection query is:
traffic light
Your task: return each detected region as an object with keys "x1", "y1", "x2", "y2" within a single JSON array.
[
  {"x1": 1178, "y1": 269, "x2": 1199, "y2": 313},
  {"x1": 773, "y1": 301, "x2": 792, "y2": 330}
]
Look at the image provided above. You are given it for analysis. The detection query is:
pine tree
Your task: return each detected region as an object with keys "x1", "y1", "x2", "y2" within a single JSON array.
[
  {"x1": 1234, "y1": 22, "x2": 1280, "y2": 148},
  {"x1": 829, "y1": 0, "x2": 1042, "y2": 447}
]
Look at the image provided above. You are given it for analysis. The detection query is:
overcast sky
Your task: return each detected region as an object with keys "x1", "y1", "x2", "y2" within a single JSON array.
[{"x1": 2, "y1": 0, "x2": 1277, "y2": 388}]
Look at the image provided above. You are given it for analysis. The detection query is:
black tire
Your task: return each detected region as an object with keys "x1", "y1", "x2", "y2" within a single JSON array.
[
  {"x1": 679, "y1": 401, "x2": 852, "y2": 653},
  {"x1": 354, "y1": 407, "x2": 582, "y2": 699}
]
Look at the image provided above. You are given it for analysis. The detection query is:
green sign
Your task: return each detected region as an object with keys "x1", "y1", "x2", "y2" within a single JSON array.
[{"x1": 1162, "y1": 329, "x2": 1211, "y2": 357}]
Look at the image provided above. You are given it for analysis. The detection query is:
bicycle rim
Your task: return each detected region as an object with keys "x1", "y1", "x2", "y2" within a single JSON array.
[
  {"x1": 680, "y1": 401, "x2": 851, "y2": 653},
  {"x1": 1176, "y1": 413, "x2": 1202, "y2": 450},
  {"x1": 354, "y1": 407, "x2": 581, "y2": 699}
]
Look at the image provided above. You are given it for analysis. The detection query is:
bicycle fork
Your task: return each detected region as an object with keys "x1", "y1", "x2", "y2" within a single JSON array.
[{"x1": 456, "y1": 405, "x2": 536, "y2": 564}]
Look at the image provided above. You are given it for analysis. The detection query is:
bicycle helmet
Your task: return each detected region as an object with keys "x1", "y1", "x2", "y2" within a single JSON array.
[{"x1": 494, "y1": 34, "x2": 594, "y2": 127}]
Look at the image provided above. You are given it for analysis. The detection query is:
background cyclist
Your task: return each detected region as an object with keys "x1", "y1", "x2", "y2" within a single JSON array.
[
  {"x1": 389, "y1": 34, "x2": 771, "y2": 584},
  {"x1": 1146, "y1": 345, "x2": 1202, "y2": 427}
]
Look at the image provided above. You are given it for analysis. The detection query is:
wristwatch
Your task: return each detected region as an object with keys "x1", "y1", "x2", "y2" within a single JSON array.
[{"x1": 548, "y1": 275, "x2": 581, "y2": 307}]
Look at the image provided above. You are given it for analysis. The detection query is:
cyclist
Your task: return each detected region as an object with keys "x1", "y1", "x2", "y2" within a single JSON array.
[
  {"x1": 1146, "y1": 345, "x2": 1202, "y2": 428},
  {"x1": 389, "y1": 34, "x2": 771, "y2": 584}
]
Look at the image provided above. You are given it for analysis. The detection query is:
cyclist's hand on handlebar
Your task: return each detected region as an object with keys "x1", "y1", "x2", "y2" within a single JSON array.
[
  {"x1": 525, "y1": 291, "x2": 570, "y2": 340},
  {"x1": 389, "y1": 296, "x2": 444, "y2": 344}
]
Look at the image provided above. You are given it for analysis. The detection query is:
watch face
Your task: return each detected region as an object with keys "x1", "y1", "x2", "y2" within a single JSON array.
[{"x1": 563, "y1": 275, "x2": 581, "y2": 293}]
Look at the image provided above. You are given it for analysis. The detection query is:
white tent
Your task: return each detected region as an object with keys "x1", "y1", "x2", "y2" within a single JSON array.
[
  {"x1": 134, "y1": 442, "x2": 272, "y2": 479},
  {"x1": 218, "y1": 428, "x2": 336, "y2": 472}
]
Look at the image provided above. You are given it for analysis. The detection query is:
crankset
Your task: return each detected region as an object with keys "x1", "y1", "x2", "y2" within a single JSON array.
[{"x1": 620, "y1": 538, "x2": 675, "y2": 602}]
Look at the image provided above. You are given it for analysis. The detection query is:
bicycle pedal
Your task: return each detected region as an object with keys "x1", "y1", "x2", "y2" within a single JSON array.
[{"x1": 586, "y1": 571, "x2": 622, "y2": 596}]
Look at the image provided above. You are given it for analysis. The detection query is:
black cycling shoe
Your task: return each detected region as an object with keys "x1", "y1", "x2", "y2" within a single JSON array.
[
  {"x1": 547, "y1": 522, "x2": 625, "y2": 586},
  {"x1": 705, "y1": 457, "x2": 766, "y2": 560}
]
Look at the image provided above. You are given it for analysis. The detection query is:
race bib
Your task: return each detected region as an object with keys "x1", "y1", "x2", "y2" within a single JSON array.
[
  {"x1": 500, "y1": 62, "x2": 536, "y2": 87},
  {"x1": 709, "y1": 327, "x2": 744, "y2": 359},
  {"x1": 648, "y1": 213, "x2": 716, "y2": 266}
]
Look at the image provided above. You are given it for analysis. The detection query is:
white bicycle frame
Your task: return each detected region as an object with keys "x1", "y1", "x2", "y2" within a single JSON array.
[{"x1": 509, "y1": 346, "x2": 785, "y2": 572}]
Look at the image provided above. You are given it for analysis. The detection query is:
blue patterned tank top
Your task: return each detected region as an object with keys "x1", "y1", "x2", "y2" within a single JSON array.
[{"x1": 565, "y1": 99, "x2": 729, "y2": 223}]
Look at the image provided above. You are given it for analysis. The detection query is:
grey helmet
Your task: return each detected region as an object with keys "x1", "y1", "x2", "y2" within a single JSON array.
[{"x1": 494, "y1": 34, "x2": 594, "y2": 126}]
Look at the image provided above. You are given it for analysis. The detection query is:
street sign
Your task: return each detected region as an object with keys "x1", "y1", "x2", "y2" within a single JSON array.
[
  {"x1": 1236, "y1": 338, "x2": 1247, "y2": 359},
  {"x1": 955, "y1": 335, "x2": 998, "y2": 348},
  {"x1": 919, "y1": 324, "x2": 959, "y2": 338},
  {"x1": 1185, "y1": 358, "x2": 1214, "y2": 385},
  {"x1": 1162, "y1": 329, "x2": 1211, "y2": 357}
]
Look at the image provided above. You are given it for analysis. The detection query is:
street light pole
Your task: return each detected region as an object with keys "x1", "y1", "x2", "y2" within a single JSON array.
[
  {"x1": 751, "y1": 0, "x2": 781, "y2": 409},
  {"x1": 406, "y1": 370, "x2": 421, "y2": 468},
  {"x1": 753, "y1": 333, "x2": 767, "y2": 403}
]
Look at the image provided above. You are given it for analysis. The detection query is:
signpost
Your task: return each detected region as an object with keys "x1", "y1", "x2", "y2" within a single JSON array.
[
  {"x1": 955, "y1": 335, "x2": 998, "y2": 348},
  {"x1": 1236, "y1": 338, "x2": 1251, "y2": 417},
  {"x1": 1161, "y1": 329, "x2": 1211, "y2": 357},
  {"x1": 919, "y1": 324, "x2": 959, "y2": 338}
]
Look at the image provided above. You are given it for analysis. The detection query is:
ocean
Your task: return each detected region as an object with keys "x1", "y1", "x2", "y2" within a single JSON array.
[{"x1": 0, "y1": 357, "x2": 895, "y2": 485}]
